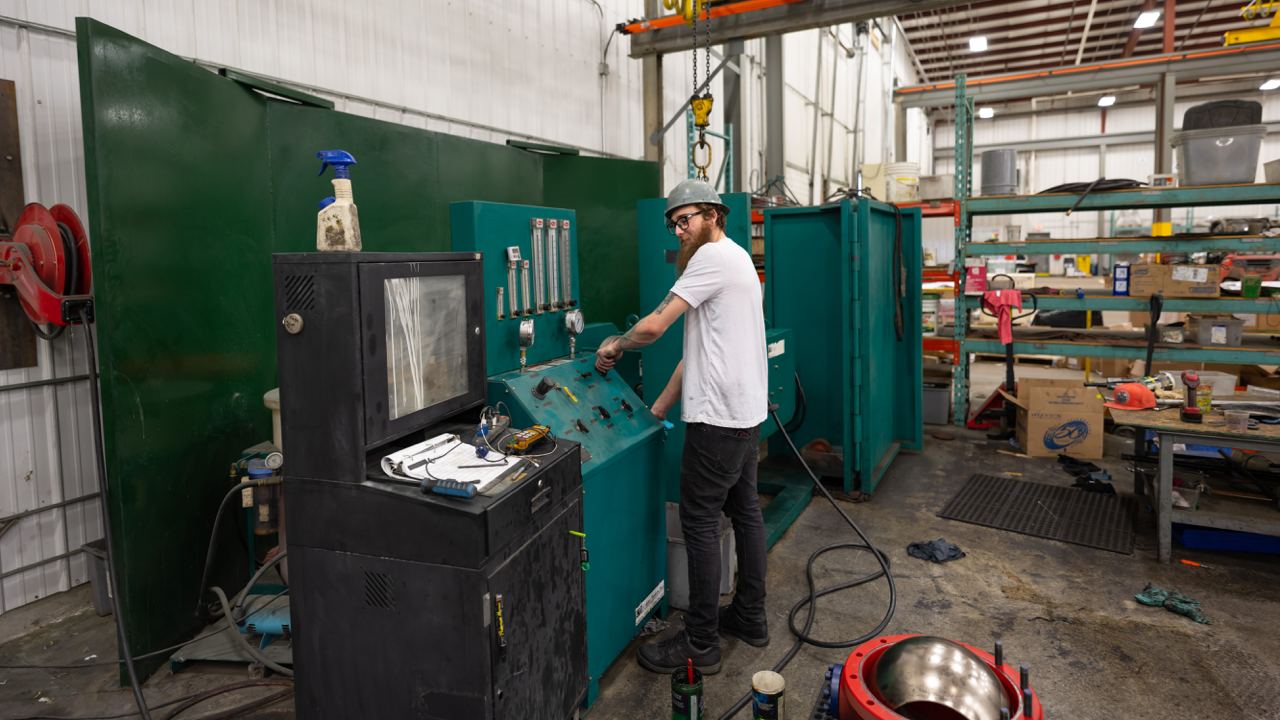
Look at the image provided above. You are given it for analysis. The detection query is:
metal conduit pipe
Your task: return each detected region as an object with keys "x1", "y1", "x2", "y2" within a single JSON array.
[{"x1": 0, "y1": 373, "x2": 90, "y2": 394}]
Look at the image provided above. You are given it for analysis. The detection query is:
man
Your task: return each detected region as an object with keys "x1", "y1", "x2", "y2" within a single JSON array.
[{"x1": 595, "y1": 179, "x2": 769, "y2": 675}]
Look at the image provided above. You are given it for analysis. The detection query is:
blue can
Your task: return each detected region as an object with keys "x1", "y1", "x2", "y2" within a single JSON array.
[{"x1": 751, "y1": 671, "x2": 785, "y2": 719}]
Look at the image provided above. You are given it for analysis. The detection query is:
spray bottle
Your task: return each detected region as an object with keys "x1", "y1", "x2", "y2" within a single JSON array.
[{"x1": 316, "y1": 150, "x2": 362, "y2": 252}]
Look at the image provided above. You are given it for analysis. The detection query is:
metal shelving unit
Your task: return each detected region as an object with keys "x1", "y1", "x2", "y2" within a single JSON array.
[{"x1": 950, "y1": 74, "x2": 1280, "y2": 424}]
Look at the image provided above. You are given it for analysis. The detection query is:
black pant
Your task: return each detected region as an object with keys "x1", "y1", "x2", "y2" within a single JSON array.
[{"x1": 679, "y1": 422, "x2": 767, "y2": 648}]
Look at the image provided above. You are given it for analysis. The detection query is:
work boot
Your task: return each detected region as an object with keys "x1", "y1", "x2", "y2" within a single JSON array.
[
  {"x1": 637, "y1": 628, "x2": 721, "y2": 675},
  {"x1": 718, "y1": 604, "x2": 769, "y2": 647}
]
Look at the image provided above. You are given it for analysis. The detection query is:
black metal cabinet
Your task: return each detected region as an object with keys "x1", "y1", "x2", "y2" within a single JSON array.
[{"x1": 288, "y1": 441, "x2": 587, "y2": 720}]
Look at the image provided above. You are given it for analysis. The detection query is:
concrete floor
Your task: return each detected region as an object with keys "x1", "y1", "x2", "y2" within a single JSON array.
[{"x1": 2, "y1": 429, "x2": 1279, "y2": 719}]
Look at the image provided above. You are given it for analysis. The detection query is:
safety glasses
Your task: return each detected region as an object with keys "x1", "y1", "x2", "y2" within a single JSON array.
[{"x1": 666, "y1": 209, "x2": 707, "y2": 235}]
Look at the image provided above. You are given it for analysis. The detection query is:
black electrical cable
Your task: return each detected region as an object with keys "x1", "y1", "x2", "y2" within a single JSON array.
[
  {"x1": 893, "y1": 204, "x2": 905, "y2": 342},
  {"x1": 168, "y1": 686, "x2": 294, "y2": 720},
  {"x1": 0, "y1": 588, "x2": 289, "y2": 670},
  {"x1": 1145, "y1": 292, "x2": 1164, "y2": 372},
  {"x1": 78, "y1": 309, "x2": 151, "y2": 720},
  {"x1": 194, "y1": 480, "x2": 256, "y2": 616},
  {"x1": 10, "y1": 680, "x2": 293, "y2": 720},
  {"x1": 716, "y1": 403, "x2": 896, "y2": 719},
  {"x1": 30, "y1": 320, "x2": 65, "y2": 340},
  {"x1": 782, "y1": 372, "x2": 806, "y2": 434}
]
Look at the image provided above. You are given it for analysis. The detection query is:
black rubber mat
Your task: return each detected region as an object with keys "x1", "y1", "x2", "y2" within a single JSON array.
[{"x1": 939, "y1": 474, "x2": 1135, "y2": 554}]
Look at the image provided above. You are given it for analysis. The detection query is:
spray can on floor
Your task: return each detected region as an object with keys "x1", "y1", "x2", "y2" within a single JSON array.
[
  {"x1": 672, "y1": 660, "x2": 703, "y2": 720},
  {"x1": 751, "y1": 670, "x2": 785, "y2": 719},
  {"x1": 316, "y1": 150, "x2": 362, "y2": 252}
]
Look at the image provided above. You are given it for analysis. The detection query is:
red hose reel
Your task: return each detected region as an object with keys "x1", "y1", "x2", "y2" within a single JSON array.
[{"x1": 0, "y1": 202, "x2": 93, "y2": 327}]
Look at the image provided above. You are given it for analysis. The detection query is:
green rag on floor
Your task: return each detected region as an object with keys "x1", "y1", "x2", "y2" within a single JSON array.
[{"x1": 1135, "y1": 583, "x2": 1211, "y2": 625}]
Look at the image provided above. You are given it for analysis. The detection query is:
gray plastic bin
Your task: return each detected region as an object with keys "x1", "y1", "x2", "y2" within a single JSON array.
[
  {"x1": 82, "y1": 539, "x2": 113, "y2": 616},
  {"x1": 1186, "y1": 315, "x2": 1245, "y2": 347},
  {"x1": 1172, "y1": 125, "x2": 1266, "y2": 186},
  {"x1": 923, "y1": 384, "x2": 951, "y2": 425},
  {"x1": 665, "y1": 502, "x2": 736, "y2": 611}
]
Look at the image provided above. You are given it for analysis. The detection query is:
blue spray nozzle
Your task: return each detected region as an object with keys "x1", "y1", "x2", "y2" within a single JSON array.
[{"x1": 317, "y1": 150, "x2": 356, "y2": 179}]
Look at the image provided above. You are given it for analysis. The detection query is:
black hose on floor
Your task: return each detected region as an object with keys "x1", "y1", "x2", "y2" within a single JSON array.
[
  {"x1": 716, "y1": 408, "x2": 897, "y2": 719},
  {"x1": 79, "y1": 308, "x2": 152, "y2": 720}
]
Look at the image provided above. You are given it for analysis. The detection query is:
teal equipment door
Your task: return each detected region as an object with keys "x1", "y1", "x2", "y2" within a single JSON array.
[{"x1": 764, "y1": 200, "x2": 923, "y2": 494}]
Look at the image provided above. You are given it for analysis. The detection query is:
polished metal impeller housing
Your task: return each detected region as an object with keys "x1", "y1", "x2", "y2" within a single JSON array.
[{"x1": 874, "y1": 636, "x2": 1010, "y2": 720}]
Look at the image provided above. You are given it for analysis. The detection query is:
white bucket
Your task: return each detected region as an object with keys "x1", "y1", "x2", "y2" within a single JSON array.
[{"x1": 885, "y1": 161, "x2": 920, "y2": 202}]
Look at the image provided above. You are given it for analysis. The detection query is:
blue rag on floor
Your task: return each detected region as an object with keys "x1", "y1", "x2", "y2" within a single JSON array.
[{"x1": 907, "y1": 538, "x2": 966, "y2": 563}]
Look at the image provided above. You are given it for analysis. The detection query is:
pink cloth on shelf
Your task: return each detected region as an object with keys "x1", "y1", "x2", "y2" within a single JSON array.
[{"x1": 981, "y1": 289, "x2": 1023, "y2": 346}]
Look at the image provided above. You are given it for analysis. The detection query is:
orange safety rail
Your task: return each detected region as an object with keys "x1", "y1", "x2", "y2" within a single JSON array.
[
  {"x1": 923, "y1": 336, "x2": 959, "y2": 353},
  {"x1": 620, "y1": 0, "x2": 805, "y2": 35},
  {"x1": 895, "y1": 200, "x2": 960, "y2": 227}
]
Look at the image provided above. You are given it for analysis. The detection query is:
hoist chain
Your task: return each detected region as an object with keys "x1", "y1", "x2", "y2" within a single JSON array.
[{"x1": 690, "y1": 0, "x2": 714, "y2": 180}]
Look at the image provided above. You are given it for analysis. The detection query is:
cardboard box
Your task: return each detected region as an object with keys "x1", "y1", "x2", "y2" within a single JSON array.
[
  {"x1": 1090, "y1": 357, "x2": 1135, "y2": 379},
  {"x1": 1241, "y1": 313, "x2": 1280, "y2": 332},
  {"x1": 1241, "y1": 365, "x2": 1280, "y2": 391},
  {"x1": 1006, "y1": 378, "x2": 1105, "y2": 459},
  {"x1": 1124, "y1": 263, "x2": 1219, "y2": 298},
  {"x1": 1128, "y1": 310, "x2": 1184, "y2": 327}
]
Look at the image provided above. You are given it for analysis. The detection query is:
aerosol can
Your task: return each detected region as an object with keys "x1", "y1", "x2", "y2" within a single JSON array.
[{"x1": 316, "y1": 150, "x2": 362, "y2": 251}]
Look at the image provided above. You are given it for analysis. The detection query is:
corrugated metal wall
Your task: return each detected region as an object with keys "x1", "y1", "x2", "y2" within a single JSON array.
[{"x1": 0, "y1": 1, "x2": 918, "y2": 614}]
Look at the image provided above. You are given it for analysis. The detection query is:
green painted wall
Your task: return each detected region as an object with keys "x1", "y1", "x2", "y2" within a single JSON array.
[
  {"x1": 77, "y1": 18, "x2": 657, "y2": 678},
  {"x1": 541, "y1": 154, "x2": 659, "y2": 328}
]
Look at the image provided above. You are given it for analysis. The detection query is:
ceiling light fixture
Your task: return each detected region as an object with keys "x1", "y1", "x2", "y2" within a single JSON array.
[
  {"x1": 977, "y1": 107, "x2": 995, "y2": 119},
  {"x1": 1098, "y1": 95, "x2": 1116, "y2": 107},
  {"x1": 1134, "y1": 10, "x2": 1160, "y2": 29},
  {"x1": 969, "y1": 36, "x2": 988, "y2": 52},
  {"x1": 1261, "y1": 78, "x2": 1280, "y2": 91}
]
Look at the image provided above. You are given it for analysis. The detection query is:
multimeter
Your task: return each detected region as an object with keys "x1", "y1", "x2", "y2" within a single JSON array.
[{"x1": 506, "y1": 424, "x2": 551, "y2": 453}]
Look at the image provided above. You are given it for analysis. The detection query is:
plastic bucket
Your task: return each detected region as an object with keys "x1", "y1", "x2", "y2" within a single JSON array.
[
  {"x1": 1172, "y1": 125, "x2": 1265, "y2": 186},
  {"x1": 885, "y1": 161, "x2": 920, "y2": 202}
]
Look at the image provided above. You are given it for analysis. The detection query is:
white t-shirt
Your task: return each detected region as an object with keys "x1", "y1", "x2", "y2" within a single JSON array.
[{"x1": 669, "y1": 237, "x2": 768, "y2": 428}]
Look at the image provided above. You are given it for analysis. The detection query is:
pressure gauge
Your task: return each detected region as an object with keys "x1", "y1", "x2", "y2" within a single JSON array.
[
  {"x1": 264, "y1": 451, "x2": 285, "y2": 470},
  {"x1": 519, "y1": 318, "x2": 535, "y2": 348},
  {"x1": 564, "y1": 309, "x2": 584, "y2": 336}
]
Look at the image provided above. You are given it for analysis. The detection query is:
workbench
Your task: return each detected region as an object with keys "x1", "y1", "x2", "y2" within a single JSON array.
[{"x1": 1111, "y1": 407, "x2": 1280, "y2": 562}]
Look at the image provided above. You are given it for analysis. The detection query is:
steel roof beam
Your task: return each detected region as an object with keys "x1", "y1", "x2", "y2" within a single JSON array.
[
  {"x1": 896, "y1": 43, "x2": 1280, "y2": 107},
  {"x1": 900, "y1": 0, "x2": 1132, "y2": 27},
  {"x1": 910, "y1": 11, "x2": 1238, "y2": 56},
  {"x1": 625, "y1": 0, "x2": 967, "y2": 58},
  {"x1": 920, "y1": 29, "x2": 1245, "y2": 77}
]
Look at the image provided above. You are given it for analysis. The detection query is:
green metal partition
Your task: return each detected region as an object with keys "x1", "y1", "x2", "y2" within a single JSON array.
[
  {"x1": 542, "y1": 154, "x2": 659, "y2": 328},
  {"x1": 77, "y1": 18, "x2": 277, "y2": 681},
  {"x1": 764, "y1": 200, "x2": 923, "y2": 495},
  {"x1": 77, "y1": 18, "x2": 658, "y2": 679}
]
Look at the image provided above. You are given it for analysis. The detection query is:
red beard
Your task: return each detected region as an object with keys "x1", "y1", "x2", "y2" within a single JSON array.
[{"x1": 676, "y1": 220, "x2": 715, "y2": 276}]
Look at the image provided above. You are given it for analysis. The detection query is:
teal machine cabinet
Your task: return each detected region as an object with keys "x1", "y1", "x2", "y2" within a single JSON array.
[
  {"x1": 635, "y1": 192, "x2": 806, "y2": 546},
  {"x1": 452, "y1": 201, "x2": 664, "y2": 705},
  {"x1": 764, "y1": 199, "x2": 924, "y2": 495}
]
